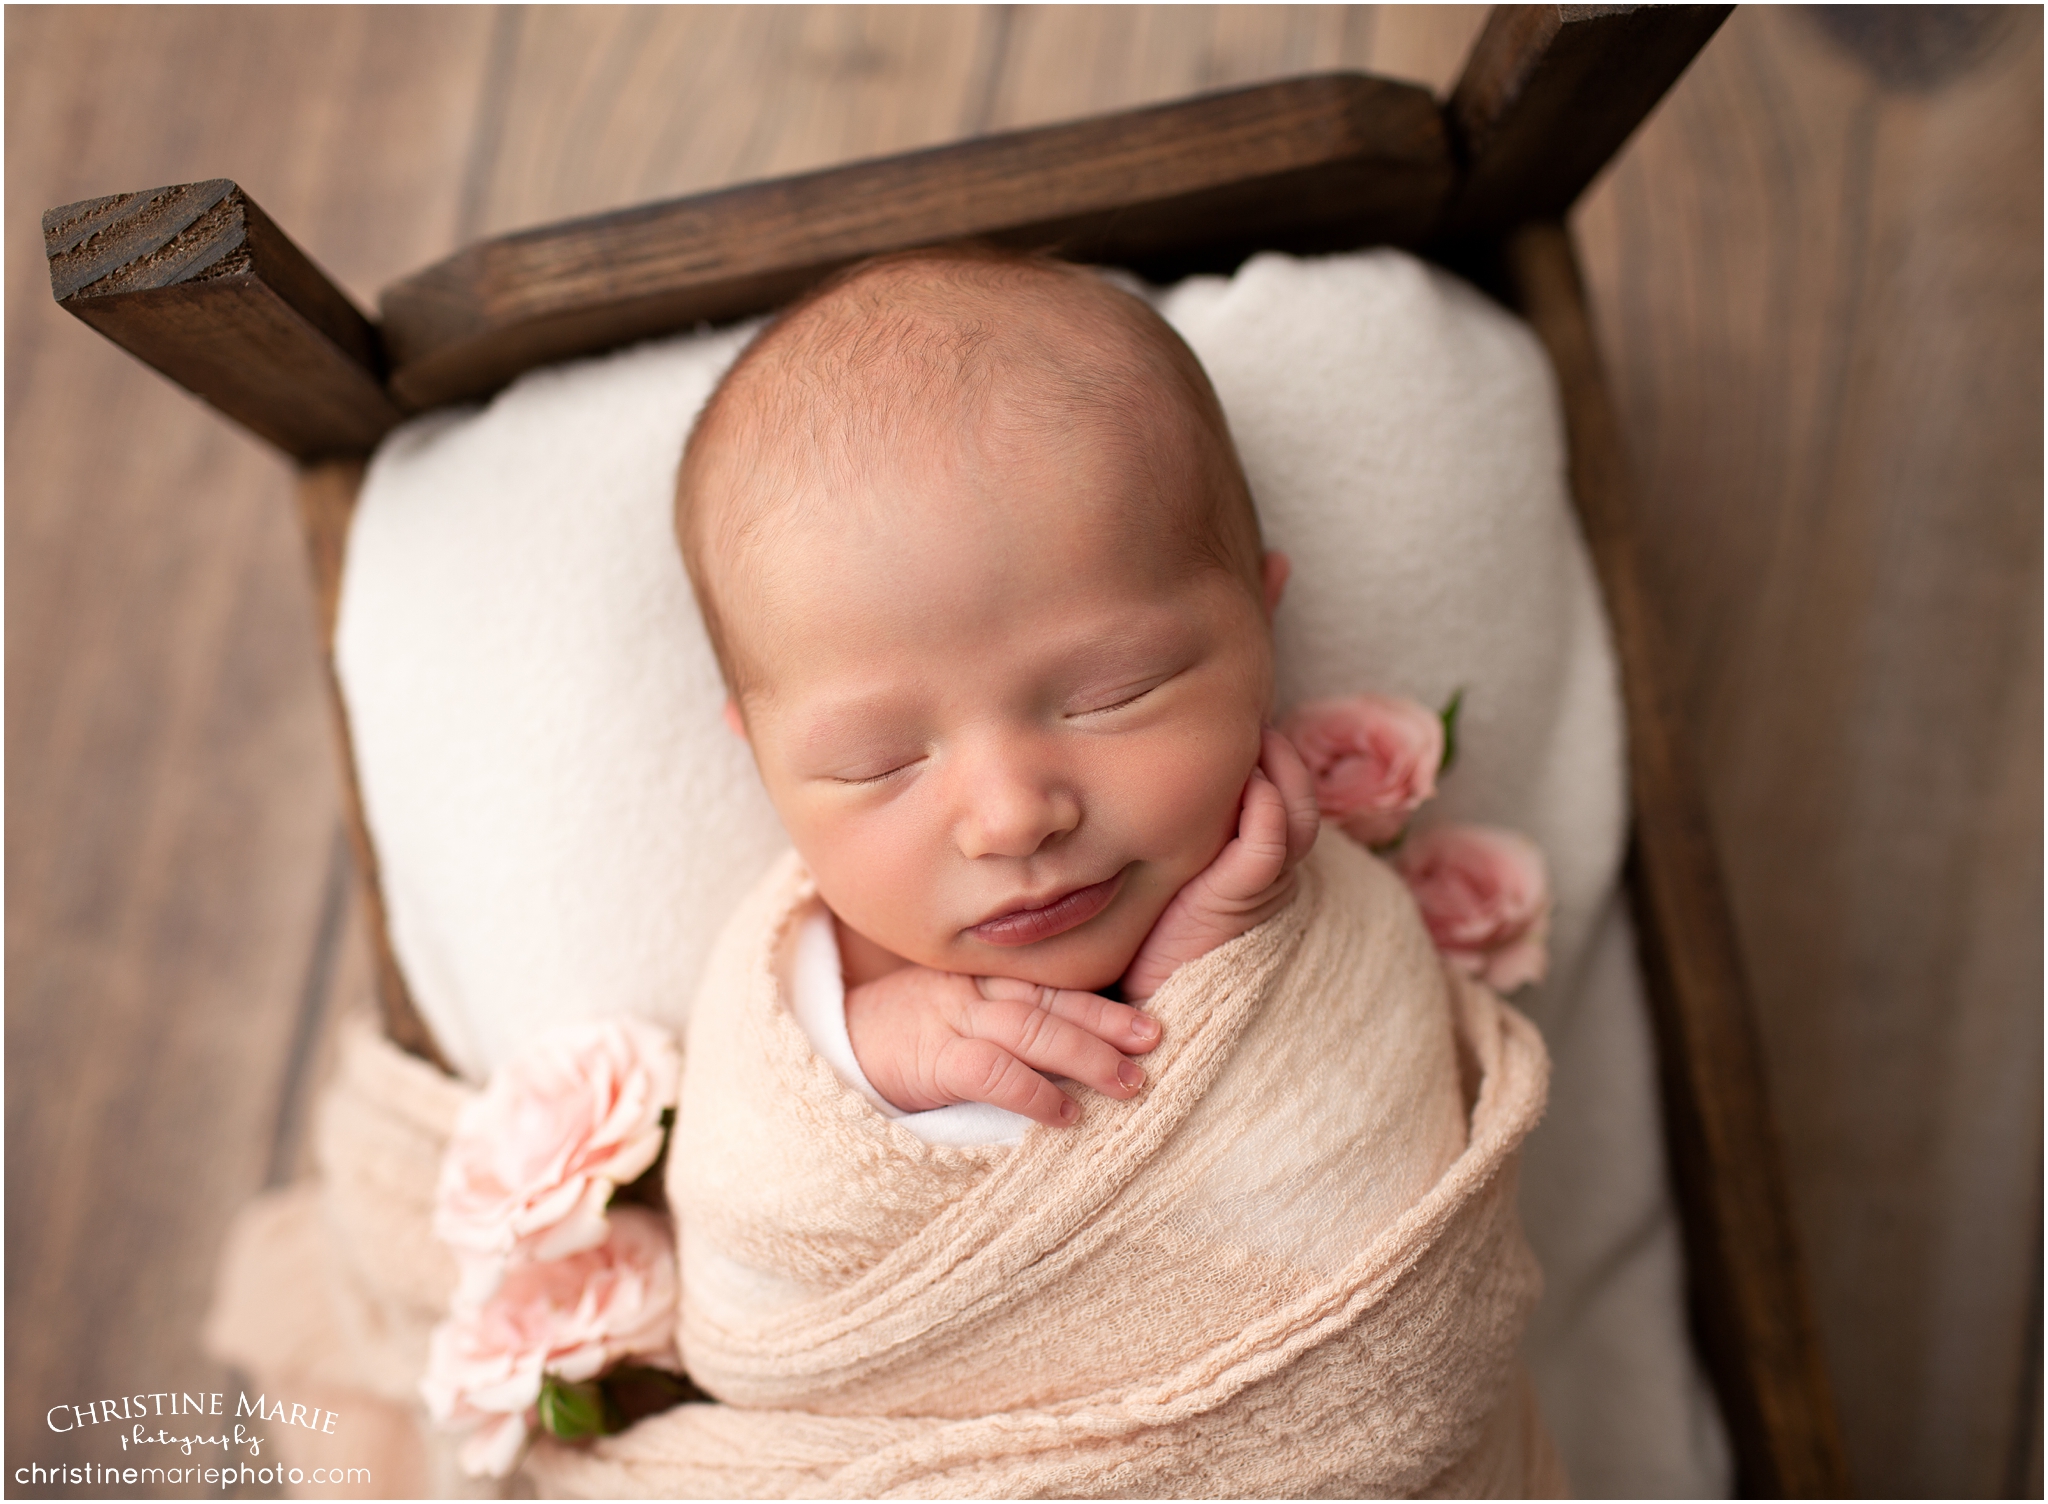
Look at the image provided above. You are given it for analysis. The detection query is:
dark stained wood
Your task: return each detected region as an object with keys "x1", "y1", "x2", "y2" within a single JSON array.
[
  {"x1": 1438, "y1": 4, "x2": 1731, "y2": 242},
  {"x1": 378, "y1": 72, "x2": 1454, "y2": 408},
  {"x1": 43, "y1": 180, "x2": 405, "y2": 461},
  {"x1": 295, "y1": 462, "x2": 449, "y2": 1072},
  {"x1": 1503, "y1": 219, "x2": 1849, "y2": 1500}
]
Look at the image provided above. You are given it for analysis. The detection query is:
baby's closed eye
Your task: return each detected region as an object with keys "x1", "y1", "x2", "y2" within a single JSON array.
[
  {"x1": 1062, "y1": 665, "x2": 1188, "y2": 720},
  {"x1": 827, "y1": 751, "x2": 926, "y2": 786},
  {"x1": 797, "y1": 723, "x2": 930, "y2": 787}
]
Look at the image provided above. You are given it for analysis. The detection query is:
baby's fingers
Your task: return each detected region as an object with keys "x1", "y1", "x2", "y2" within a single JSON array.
[
  {"x1": 1260, "y1": 726, "x2": 1321, "y2": 866},
  {"x1": 967, "y1": 999, "x2": 1147, "y2": 1113},
  {"x1": 1196, "y1": 771, "x2": 1291, "y2": 903},
  {"x1": 973, "y1": 976, "x2": 1160, "y2": 1054},
  {"x1": 929, "y1": 1038, "x2": 1079, "y2": 1126}
]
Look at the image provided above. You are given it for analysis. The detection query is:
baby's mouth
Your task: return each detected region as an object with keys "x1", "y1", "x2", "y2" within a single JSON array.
[{"x1": 968, "y1": 870, "x2": 1126, "y2": 947}]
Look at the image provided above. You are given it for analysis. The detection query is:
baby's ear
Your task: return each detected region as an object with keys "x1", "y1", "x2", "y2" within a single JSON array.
[
  {"x1": 1261, "y1": 550, "x2": 1292, "y2": 620},
  {"x1": 721, "y1": 699, "x2": 749, "y2": 741}
]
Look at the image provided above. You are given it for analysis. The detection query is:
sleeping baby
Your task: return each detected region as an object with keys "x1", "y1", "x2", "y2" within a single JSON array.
[
  {"x1": 678, "y1": 244, "x2": 1324, "y2": 1144},
  {"x1": 533, "y1": 247, "x2": 1563, "y2": 1496}
]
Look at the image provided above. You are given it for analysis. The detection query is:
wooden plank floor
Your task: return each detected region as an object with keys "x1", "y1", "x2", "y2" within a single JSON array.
[
  {"x1": 1576, "y1": 9, "x2": 2043, "y2": 1494},
  {"x1": 5, "y1": 7, "x2": 2037, "y2": 1498}
]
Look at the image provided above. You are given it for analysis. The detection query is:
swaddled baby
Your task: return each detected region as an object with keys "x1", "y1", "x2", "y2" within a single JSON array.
[
  {"x1": 603, "y1": 246, "x2": 1560, "y2": 1498},
  {"x1": 677, "y1": 244, "x2": 1331, "y2": 1141}
]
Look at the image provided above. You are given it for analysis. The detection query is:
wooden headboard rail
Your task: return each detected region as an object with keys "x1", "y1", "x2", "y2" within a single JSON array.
[
  {"x1": 44, "y1": 5, "x2": 1848, "y2": 1496},
  {"x1": 39, "y1": 6, "x2": 1733, "y2": 460}
]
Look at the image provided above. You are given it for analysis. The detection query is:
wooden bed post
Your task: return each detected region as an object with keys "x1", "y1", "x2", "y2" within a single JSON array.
[
  {"x1": 1441, "y1": 4, "x2": 1736, "y2": 240},
  {"x1": 43, "y1": 185, "x2": 447, "y2": 1070},
  {"x1": 42, "y1": 182, "x2": 406, "y2": 460}
]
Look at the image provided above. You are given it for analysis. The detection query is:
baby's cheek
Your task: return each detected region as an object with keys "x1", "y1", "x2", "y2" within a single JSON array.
[
  {"x1": 779, "y1": 805, "x2": 932, "y2": 956},
  {"x1": 1125, "y1": 728, "x2": 1257, "y2": 879}
]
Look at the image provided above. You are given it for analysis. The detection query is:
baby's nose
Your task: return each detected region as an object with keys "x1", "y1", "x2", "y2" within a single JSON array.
[{"x1": 952, "y1": 744, "x2": 1080, "y2": 860}]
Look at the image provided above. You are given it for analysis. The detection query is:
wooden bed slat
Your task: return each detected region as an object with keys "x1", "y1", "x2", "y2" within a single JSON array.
[
  {"x1": 1503, "y1": 220, "x2": 1850, "y2": 1500},
  {"x1": 42, "y1": 182, "x2": 405, "y2": 462},
  {"x1": 377, "y1": 73, "x2": 1453, "y2": 410},
  {"x1": 1441, "y1": 5, "x2": 1733, "y2": 241},
  {"x1": 294, "y1": 461, "x2": 450, "y2": 1073}
]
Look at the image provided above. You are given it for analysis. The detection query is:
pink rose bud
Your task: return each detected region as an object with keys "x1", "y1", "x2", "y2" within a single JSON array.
[
  {"x1": 527, "y1": 1205, "x2": 681, "y2": 1385},
  {"x1": 435, "y1": 1018, "x2": 681, "y2": 1286},
  {"x1": 419, "y1": 1268, "x2": 556, "y2": 1478},
  {"x1": 1279, "y1": 694, "x2": 1446, "y2": 848},
  {"x1": 1394, "y1": 824, "x2": 1551, "y2": 993},
  {"x1": 421, "y1": 1206, "x2": 681, "y2": 1478}
]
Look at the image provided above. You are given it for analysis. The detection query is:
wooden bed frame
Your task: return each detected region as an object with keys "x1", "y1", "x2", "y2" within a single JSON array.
[{"x1": 42, "y1": 5, "x2": 1848, "y2": 1495}]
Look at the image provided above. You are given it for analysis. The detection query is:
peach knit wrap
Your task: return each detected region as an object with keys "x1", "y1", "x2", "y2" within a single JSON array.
[{"x1": 208, "y1": 837, "x2": 1562, "y2": 1498}]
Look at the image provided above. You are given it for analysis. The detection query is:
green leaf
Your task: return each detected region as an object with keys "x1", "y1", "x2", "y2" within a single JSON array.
[
  {"x1": 538, "y1": 1373, "x2": 622, "y2": 1440},
  {"x1": 1439, "y1": 688, "x2": 1465, "y2": 775}
]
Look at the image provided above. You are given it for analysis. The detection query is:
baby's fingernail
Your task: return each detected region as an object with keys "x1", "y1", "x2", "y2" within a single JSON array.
[
  {"x1": 1117, "y1": 1059, "x2": 1146, "y2": 1091},
  {"x1": 1131, "y1": 1014, "x2": 1160, "y2": 1041},
  {"x1": 1060, "y1": 1098, "x2": 1079, "y2": 1124}
]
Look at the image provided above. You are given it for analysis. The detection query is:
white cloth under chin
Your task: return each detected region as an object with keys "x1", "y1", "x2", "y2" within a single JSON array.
[{"x1": 786, "y1": 903, "x2": 1030, "y2": 1149}]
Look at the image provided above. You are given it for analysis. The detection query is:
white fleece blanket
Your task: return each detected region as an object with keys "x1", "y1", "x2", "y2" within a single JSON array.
[{"x1": 336, "y1": 248, "x2": 1729, "y2": 1494}]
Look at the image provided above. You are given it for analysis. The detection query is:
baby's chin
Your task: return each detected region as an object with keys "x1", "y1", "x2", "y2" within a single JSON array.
[
  {"x1": 957, "y1": 944, "x2": 1132, "y2": 994},
  {"x1": 939, "y1": 908, "x2": 1158, "y2": 995}
]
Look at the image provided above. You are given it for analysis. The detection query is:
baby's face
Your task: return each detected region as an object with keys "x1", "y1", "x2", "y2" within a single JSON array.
[{"x1": 728, "y1": 414, "x2": 1274, "y2": 993}]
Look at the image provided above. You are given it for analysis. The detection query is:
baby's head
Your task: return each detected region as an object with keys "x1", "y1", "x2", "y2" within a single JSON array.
[{"x1": 676, "y1": 247, "x2": 1287, "y2": 991}]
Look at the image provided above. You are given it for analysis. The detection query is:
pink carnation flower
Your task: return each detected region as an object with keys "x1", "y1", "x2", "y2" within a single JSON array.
[
  {"x1": 1395, "y1": 824, "x2": 1551, "y2": 993},
  {"x1": 1279, "y1": 694, "x2": 1445, "y2": 848},
  {"x1": 434, "y1": 1018, "x2": 680, "y2": 1288},
  {"x1": 420, "y1": 1206, "x2": 681, "y2": 1479}
]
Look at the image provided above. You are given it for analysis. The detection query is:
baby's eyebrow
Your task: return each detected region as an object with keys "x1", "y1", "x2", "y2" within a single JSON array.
[{"x1": 1058, "y1": 615, "x2": 1204, "y2": 674}]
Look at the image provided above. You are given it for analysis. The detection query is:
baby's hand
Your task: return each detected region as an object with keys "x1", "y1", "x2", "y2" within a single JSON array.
[
  {"x1": 844, "y1": 968, "x2": 1161, "y2": 1126},
  {"x1": 1120, "y1": 728, "x2": 1320, "y2": 1002}
]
